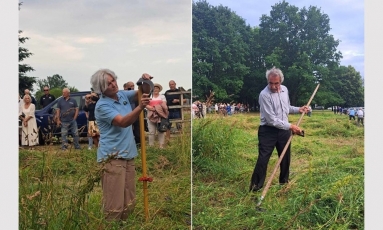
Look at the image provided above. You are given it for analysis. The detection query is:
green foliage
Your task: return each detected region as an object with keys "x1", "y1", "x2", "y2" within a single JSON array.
[
  {"x1": 19, "y1": 131, "x2": 191, "y2": 229},
  {"x1": 35, "y1": 75, "x2": 79, "y2": 108},
  {"x1": 192, "y1": 111, "x2": 364, "y2": 229},
  {"x1": 192, "y1": 0, "x2": 364, "y2": 109},
  {"x1": 19, "y1": 4, "x2": 36, "y2": 93},
  {"x1": 192, "y1": 0, "x2": 250, "y2": 102},
  {"x1": 192, "y1": 118, "x2": 248, "y2": 179},
  {"x1": 36, "y1": 74, "x2": 69, "y2": 91},
  {"x1": 19, "y1": 30, "x2": 36, "y2": 94}
]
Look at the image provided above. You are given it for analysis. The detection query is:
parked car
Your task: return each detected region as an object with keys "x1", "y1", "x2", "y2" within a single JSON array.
[
  {"x1": 35, "y1": 91, "x2": 91, "y2": 145},
  {"x1": 313, "y1": 106, "x2": 325, "y2": 110}
]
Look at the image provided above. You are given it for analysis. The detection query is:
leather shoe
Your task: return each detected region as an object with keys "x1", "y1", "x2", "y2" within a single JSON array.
[{"x1": 249, "y1": 184, "x2": 262, "y2": 192}]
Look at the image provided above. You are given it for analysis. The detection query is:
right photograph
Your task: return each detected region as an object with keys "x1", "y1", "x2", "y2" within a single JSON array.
[{"x1": 192, "y1": 0, "x2": 364, "y2": 229}]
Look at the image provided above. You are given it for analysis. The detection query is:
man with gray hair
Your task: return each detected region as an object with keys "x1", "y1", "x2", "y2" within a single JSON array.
[
  {"x1": 249, "y1": 67, "x2": 308, "y2": 192},
  {"x1": 90, "y1": 68, "x2": 152, "y2": 222},
  {"x1": 123, "y1": 81, "x2": 135, "y2": 90},
  {"x1": 56, "y1": 87, "x2": 81, "y2": 150}
]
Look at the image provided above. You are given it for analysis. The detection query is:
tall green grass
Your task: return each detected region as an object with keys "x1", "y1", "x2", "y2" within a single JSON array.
[
  {"x1": 192, "y1": 111, "x2": 364, "y2": 229},
  {"x1": 19, "y1": 129, "x2": 191, "y2": 229}
]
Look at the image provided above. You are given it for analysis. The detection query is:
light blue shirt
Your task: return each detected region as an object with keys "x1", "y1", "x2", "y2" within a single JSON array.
[
  {"x1": 259, "y1": 85, "x2": 300, "y2": 130},
  {"x1": 348, "y1": 109, "x2": 355, "y2": 116},
  {"x1": 95, "y1": 90, "x2": 137, "y2": 162}
]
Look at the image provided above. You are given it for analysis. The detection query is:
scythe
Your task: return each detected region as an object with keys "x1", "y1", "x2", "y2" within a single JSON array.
[{"x1": 136, "y1": 78, "x2": 154, "y2": 221}]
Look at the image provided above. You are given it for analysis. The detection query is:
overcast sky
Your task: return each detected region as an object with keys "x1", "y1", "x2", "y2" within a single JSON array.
[
  {"x1": 19, "y1": 0, "x2": 192, "y2": 93},
  {"x1": 204, "y1": 0, "x2": 364, "y2": 79}
]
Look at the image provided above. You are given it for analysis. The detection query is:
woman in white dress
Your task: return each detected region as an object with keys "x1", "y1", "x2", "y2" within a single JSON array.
[
  {"x1": 146, "y1": 83, "x2": 168, "y2": 148},
  {"x1": 19, "y1": 94, "x2": 39, "y2": 148}
]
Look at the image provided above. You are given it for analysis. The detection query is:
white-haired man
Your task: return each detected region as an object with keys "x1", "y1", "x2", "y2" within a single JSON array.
[
  {"x1": 56, "y1": 88, "x2": 81, "y2": 150},
  {"x1": 249, "y1": 67, "x2": 308, "y2": 192}
]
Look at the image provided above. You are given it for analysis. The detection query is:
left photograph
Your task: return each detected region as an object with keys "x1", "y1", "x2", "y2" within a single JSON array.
[{"x1": 18, "y1": 1, "x2": 192, "y2": 229}]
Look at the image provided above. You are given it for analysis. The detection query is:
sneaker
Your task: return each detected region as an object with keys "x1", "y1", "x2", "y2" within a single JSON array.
[{"x1": 88, "y1": 147, "x2": 92, "y2": 150}]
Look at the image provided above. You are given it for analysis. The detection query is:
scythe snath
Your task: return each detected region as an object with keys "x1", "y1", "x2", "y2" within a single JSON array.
[{"x1": 136, "y1": 78, "x2": 154, "y2": 221}]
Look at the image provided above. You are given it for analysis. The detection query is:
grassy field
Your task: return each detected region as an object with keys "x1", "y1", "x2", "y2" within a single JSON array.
[
  {"x1": 192, "y1": 110, "x2": 364, "y2": 229},
  {"x1": 18, "y1": 110, "x2": 364, "y2": 229},
  {"x1": 19, "y1": 123, "x2": 191, "y2": 230}
]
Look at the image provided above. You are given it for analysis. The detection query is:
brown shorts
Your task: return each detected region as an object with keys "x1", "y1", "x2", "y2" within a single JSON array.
[{"x1": 88, "y1": 121, "x2": 100, "y2": 137}]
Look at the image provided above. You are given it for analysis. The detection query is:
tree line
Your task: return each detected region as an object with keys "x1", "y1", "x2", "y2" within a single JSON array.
[{"x1": 192, "y1": 0, "x2": 364, "y2": 108}]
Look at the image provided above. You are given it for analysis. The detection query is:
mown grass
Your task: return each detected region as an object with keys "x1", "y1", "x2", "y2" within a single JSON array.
[
  {"x1": 19, "y1": 124, "x2": 191, "y2": 230},
  {"x1": 192, "y1": 110, "x2": 364, "y2": 229}
]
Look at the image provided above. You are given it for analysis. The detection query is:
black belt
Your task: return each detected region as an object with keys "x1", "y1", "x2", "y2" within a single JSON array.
[{"x1": 115, "y1": 157, "x2": 134, "y2": 161}]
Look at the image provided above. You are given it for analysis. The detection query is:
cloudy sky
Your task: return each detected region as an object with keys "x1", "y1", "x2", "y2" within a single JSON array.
[
  {"x1": 204, "y1": 0, "x2": 364, "y2": 79},
  {"x1": 19, "y1": 0, "x2": 192, "y2": 93}
]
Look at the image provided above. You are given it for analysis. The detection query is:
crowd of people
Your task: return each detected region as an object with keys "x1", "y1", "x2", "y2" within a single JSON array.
[{"x1": 192, "y1": 101, "x2": 251, "y2": 119}]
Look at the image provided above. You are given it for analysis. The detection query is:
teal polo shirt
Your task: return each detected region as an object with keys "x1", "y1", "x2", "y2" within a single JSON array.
[{"x1": 95, "y1": 90, "x2": 137, "y2": 162}]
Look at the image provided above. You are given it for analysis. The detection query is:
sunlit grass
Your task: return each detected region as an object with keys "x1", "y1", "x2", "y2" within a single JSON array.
[
  {"x1": 192, "y1": 111, "x2": 364, "y2": 229},
  {"x1": 19, "y1": 122, "x2": 191, "y2": 229}
]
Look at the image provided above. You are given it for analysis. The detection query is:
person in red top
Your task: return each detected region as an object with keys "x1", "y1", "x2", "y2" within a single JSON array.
[{"x1": 145, "y1": 83, "x2": 168, "y2": 148}]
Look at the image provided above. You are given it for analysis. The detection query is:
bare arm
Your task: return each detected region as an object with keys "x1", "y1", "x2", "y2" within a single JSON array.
[
  {"x1": 112, "y1": 93, "x2": 151, "y2": 127},
  {"x1": 74, "y1": 107, "x2": 79, "y2": 120},
  {"x1": 56, "y1": 109, "x2": 61, "y2": 126}
]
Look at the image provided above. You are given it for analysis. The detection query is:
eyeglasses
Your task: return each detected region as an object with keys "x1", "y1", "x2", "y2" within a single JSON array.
[{"x1": 44, "y1": 89, "x2": 49, "y2": 91}]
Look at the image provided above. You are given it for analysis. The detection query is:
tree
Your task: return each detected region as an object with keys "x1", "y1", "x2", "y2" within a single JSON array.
[
  {"x1": 192, "y1": 0, "x2": 363, "y2": 107},
  {"x1": 34, "y1": 75, "x2": 79, "y2": 109},
  {"x1": 36, "y1": 74, "x2": 69, "y2": 91},
  {"x1": 192, "y1": 0, "x2": 251, "y2": 102},
  {"x1": 332, "y1": 65, "x2": 364, "y2": 107},
  {"x1": 258, "y1": 1, "x2": 343, "y2": 105},
  {"x1": 19, "y1": 3, "x2": 36, "y2": 94},
  {"x1": 19, "y1": 4, "x2": 36, "y2": 94}
]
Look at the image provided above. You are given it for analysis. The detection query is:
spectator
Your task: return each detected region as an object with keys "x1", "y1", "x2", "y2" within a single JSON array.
[
  {"x1": 84, "y1": 92, "x2": 100, "y2": 150},
  {"x1": 215, "y1": 103, "x2": 219, "y2": 114},
  {"x1": 202, "y1": 102, "x2": 207, "y2": 118},
  {"x1": 226, "y1": 103, "x2": 231, "y2": 115},
  {"x1": 90, "y1": 69, "x2": 151, "y2": 222},
  {"x1": 40, "y1": 86, "x2": 56, "y2": 108},
  {"x1": 231, "y1": 103, "x2": 235, "y2": 115},
  {"x1": 307, "y1": 105, "x2": 312, "y2": 117},
  {"x1": 192, "y1": 101, "x2": 199, "y2": 119},
  {"x1": 348, "y1": 108, "x2": 356, "y2": 121},
  {"x1": 19, "y1": 94, "x2": 24, "y2": 114},
  {"x1": 56, "y1": 88, "x2": 81, "y2": 150},
  {"x1": 197, "y1": 101, "x2": 204, "y2": 118},
  {"x1": 23, "y1": 89, "x2": 37, "y2": 106},
  {"x1": 19, "y1": 94, "x2": 39, "y2": 149},
  {"x1": 146, "y1": 83, "x2": 168, "y2": 148},
  {"x1": 249, "y1": 67, "x2": 308, "y2": 192},
  {"x1": 19, "y1": 94, "x2": 24, "y2": 145},
  {"x1": 125, "y1": 81, "x2": 143, "y2": 146},
  {"x1": 357, "y1": 108, "x2": 364, "y2": 126},
  {"x1": 124, "y1": 81, "x2": 135, "y2": 90},
  {"x1": 164, "y1": 80, "x2": 185, "y2": 136}
]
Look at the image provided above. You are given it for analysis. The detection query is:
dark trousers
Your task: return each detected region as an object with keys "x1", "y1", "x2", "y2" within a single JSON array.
[{"x1": 250, "y1": 126, "x2": 292, "y2": 189}]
